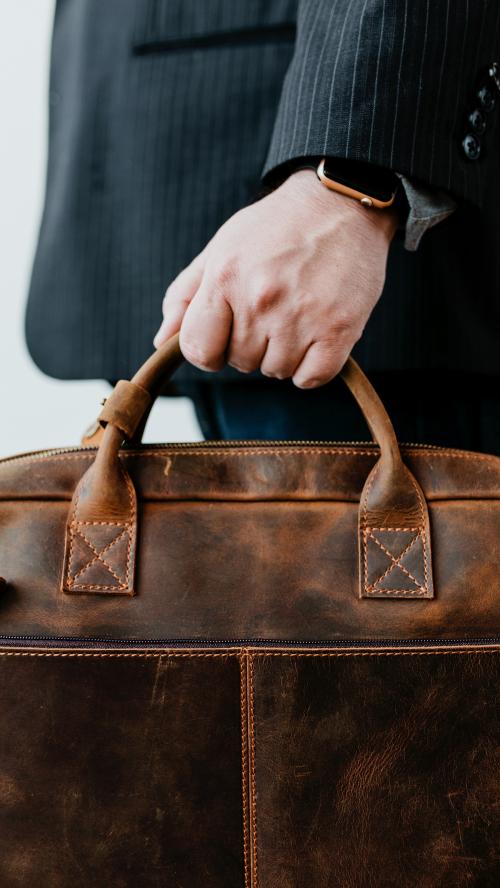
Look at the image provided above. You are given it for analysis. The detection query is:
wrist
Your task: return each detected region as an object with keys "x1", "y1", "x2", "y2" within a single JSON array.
[{"x1": 282, "y1": 168, "x2": 400, "y2": 241}]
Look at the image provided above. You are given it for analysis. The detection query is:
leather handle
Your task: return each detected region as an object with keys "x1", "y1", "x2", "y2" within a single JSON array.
[{"x1": 63, "y1": 334, "x2": 433, "y2": 600}]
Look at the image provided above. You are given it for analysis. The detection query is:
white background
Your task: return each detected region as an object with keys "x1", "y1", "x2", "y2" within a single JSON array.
[{"x1": 0, "y1": 0, "x2": 200, "y2": 458}]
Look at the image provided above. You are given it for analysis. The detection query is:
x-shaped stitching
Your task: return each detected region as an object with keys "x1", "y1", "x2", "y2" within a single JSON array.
[
  {"x1": 367, "y1": 530, "x2": 426, "y2": 592},
  {"x1": 70, "y1": 525, "x2": 128, "y2": 585}
]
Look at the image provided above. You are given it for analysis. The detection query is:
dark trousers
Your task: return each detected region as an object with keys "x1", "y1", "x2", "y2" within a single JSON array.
[{"x1": 176, "y1": 372, "x2": 500, "y2": 456}]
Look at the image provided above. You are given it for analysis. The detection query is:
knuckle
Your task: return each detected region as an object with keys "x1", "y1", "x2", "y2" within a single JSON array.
[
  {"x1": 211, "y1": 259, "x2": 237, "y2": 291},
  {"x1": 329, "y1": 312, "x2": 355, "y2": 339},
  {"x1": 249, "y1": 277, "x2": 279, "y2": 312},
  {"x1": 315, "y1": 353, "x2": 344, "y2": 380}
]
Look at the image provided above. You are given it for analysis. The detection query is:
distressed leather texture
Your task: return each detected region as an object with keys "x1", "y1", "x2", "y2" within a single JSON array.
[
  {"x1": 250, "y1": 650, "x2": 500, "y2": 888},
  {"x1": 0, "y1": 652, "x2": 245, "y2": 887},
  {"x1": 0, "y1": 338, "x2": 499, "y2": 886}
]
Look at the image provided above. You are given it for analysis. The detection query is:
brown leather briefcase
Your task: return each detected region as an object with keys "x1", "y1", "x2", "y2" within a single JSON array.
[{"x1": 0, "y1": 335, "x2": 499, "y2": 887}]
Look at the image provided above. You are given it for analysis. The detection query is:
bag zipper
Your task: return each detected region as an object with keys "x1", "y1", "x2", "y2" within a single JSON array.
[
  {"x1": 0, "y1": 439, "x2": 460, "y2": 467},
  {"x1": 0, "y1": 635, "x2": 498, "y2": 650}
]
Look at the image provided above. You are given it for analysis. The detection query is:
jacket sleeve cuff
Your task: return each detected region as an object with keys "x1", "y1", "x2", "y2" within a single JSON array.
[{"x1": 397, "y1": 175, "x2": 457, "y2": 251}]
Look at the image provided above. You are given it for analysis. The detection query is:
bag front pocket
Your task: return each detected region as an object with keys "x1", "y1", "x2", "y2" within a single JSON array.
[
  {"x1": 0, "y1": 647, "x2": 245, "y2": 888},
  {"x1": 248, "y1": 647, "x2": 500, "y2": 888}
]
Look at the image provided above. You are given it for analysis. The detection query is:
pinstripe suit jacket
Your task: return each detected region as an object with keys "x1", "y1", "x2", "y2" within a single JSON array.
[{"x1": 27, "y1": 0, "x2": 500, "y2": 384}]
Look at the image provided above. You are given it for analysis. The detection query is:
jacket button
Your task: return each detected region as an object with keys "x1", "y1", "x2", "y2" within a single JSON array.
[
  {"x1": 488, "y1": 62, "x2": 500, "y2": 91},
  {"x1": 468, "y1": 109, "x2": 486, "y2": 135},
  {"x1": 478, "y1": 85, "x2": 496, "y2": 112},
  {"x1": 462, "y1": 133, "x2": 481, "y2": 160}
]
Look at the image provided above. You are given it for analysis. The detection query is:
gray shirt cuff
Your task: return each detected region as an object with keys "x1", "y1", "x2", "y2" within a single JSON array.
[{"x1": 398, "y1": 175, "x2": 457, "y2": 251}]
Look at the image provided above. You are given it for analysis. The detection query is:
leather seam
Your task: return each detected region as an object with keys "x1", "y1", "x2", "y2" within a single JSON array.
[
  {"x1": 365, "y1": 526, "x2": 420, "y2": 531},
  {"x1": 117, "y1": 449, "x2": 500, "y2": 462},
  {"x1": 130, "y1": 449, "x2": 380, "y2": 458},
  {"x1": 0, "y1": 651, "x2": 237, "y2": 658},
  {"x1": 365, "y1": 530, "x2": 425, "y2": 593},
  {"x1": 406, "y1": 466, "x2": 430, "y2": 593},
  {"x1": 70, "y1": 526, "x2": 129, "y2": 585},
  {"x1": 361, "y1": 460, "x2": 380, "y2": 596},
  {"x1": 5, "y1": 448, "x2": 499, "y2": 465},
  {"x1": 67, "y1": 523, "x2": 132, "y2": 591},
  {"x1": 0, "y1": 648, "x2": 497, "y2": 659},
  {"x1": 239, "y1": 654, "x2": 251, "y2": 888},
  {"x1": 120, "y1": 459, "x2": 136, "y2": 592},
  {"x1": 66, "y1": 479, "x2": 82, "y2": 588},
  {"x1": 248, "y1": 653, "x2": 258, "y2": 888},
  {"x1": 74, "y1": 520, "x2": 132, "y2": 526},
  {"x1": 249, "y1": 649, "x2": 500, "y2": 658}
]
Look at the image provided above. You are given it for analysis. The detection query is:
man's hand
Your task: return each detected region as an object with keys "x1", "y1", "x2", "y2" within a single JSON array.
[{"x1": 154, "y1": 170, "x2": 399, "y2": 388}]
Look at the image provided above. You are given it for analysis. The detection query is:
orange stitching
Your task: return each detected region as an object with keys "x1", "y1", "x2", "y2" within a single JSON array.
[
  {"x1": 66, "y1": 585, "x2": 130, "y2": 592},
  {"x1": 2, "y1": 447, "x2": 498, "y2": 467},
  {"x1": 367, "y1": 526, "x2": 420, "y2": 531},
  {"x1": 134, "y1": 448, "x2": 496, "y2": 462},
  {"x1": 76, "y1": 520, "x2": 132, "y2": 526},
  {"x1": 248, "y1": 648, "x2": 500, "y2": 659},
  {"x1": 239, "y1": 655, "x2": 250, "y2": 888},
  {"x1": 248, "y1": 654, "x2": 258, "y2": 888},
  {"x1": 0, "y1": 650, "x2": 237, "y2": 659},
  {"x1": 364, "y1": 589, "x2": 428, "y2": 597},
  {"x1": 361, "y1": 460, "x2": 380, "y2": 595},
  {"x1": 366, "y1": 530, "x2": 424, "y2": 591},
  {"x1": 135, "y1": 449, "x2": 378, "y2": 458},
  {"x1": 0, "y1": 647, "x2": 497, "y2": 660},
  {"x1": 68, "y1": 524, "x2": 129, "y2": 589},
  {"x1": 405, "y1": 466, "x2": 430, "y2": 593},
  {"x1": 120, "y1": 461, "x2": 136, "y2": 593},
  {"x1": 70, "y1": 525, "x2": 129, "y2": 585},
  {"x1": 364, "y1": 547, "x2": 429, "y2": 595},
  {"x1": 66, "y1": 477, "x2": 82, "y2": 588}
]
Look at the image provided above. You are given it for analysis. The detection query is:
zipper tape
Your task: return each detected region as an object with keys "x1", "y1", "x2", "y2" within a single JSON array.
[{"x1": 0, "y1": 635, "x2": 499, "y2": 650}]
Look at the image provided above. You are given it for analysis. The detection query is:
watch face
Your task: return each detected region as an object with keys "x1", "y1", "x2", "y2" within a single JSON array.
[{"x1": 322, "y1": 157, "x2": 397, "y2": 202}]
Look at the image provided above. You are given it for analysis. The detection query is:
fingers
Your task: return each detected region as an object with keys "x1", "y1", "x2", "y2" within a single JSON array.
[
  {"x1": 179, "y1": 281, "x2": 233, "y2": 372},
  {"x1": 225, "y1": 318, "x2": 269, "y2": 372},
  {"x1": 292, "y1": 340, "x2": 351, "y2": 389},
  {"x1": 260, "y1": 336, "x2": 306, "y2": 380},
  {"x1": 153, "y1": 252, "x2": 206, "y2": 348}
]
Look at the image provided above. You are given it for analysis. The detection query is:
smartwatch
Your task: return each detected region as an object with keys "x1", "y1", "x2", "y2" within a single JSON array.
[{"x1": 316, "y1": 157, "x2": 399, "y2": 209}]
